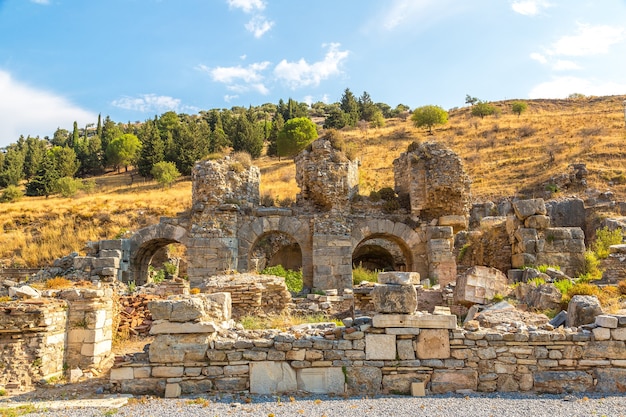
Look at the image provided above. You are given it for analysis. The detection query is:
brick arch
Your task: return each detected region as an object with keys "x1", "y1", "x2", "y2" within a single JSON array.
[
  {"x1": 128, "y1": 223, "x2": 189, "y2": 285},
  {"x1": 238, "y1": 216, "x2": 313, "y2": 288},
  {"x1": 351, "y1": 219, "x2": 426, "y2": 278}
]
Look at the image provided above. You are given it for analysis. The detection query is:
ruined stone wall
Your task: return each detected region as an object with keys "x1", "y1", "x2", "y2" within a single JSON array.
[
  {"x1": 393, "y1": 142, "x2": 471, "y2": 223},
  {"x1": 294, "y1": 139, "x2": 359, "y2": 212},
  {"x1": 111, "y1": 306, "x2": 626, "y2": 397},
  {"x1": 0, "y1": 300, "x2": 67, "y2": 391},
  {"x1": 59, "y1": 288, "x2": 114, "y2": 371},
  {"x1": 198, "y1": 273, "x2": 292, "y2": 318}
]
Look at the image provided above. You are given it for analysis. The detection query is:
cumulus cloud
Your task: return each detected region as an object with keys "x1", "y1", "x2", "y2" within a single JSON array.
[
  {"x1": 198, "y1": 61, "x2": 270, "y2": 95},
  {"x1": 511, "y1": 0, "x2": 551, "y2": 16},
  {"x1": 224, "y1": 94, "x2": 239, "y2": 103},
  {"x1": 274, "y1": 43, "x2": 349, "y2": 89},
  {"x1": 111, "y1": 94, "x2": 183, "y2": 113},
  {"x1": 0, "y1": 70, "x2": 96, "y2": 146},
  {"x1": 226, "y1": 0, "x2": 265, "y2": 13},
  {"x1": 528, "y1": 76, "x2": 626, "y2": 99},
  {"x1": 551, "y1": 60, "x2": 581, "y2": 71},
  {"x1": 530, "y1": 52, "x2": 547, "y2": 64},
  {"x1": 549, "y1": 23, "x2": 625, "y2": 56},
  {"x1": 30, "y1": 0, "x2": 50, "y2": 4},
  {"x1": 245, "y1": 15, "x2": 274, "y2": 38}
]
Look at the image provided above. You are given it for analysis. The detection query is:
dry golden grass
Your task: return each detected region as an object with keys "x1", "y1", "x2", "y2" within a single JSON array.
[
  {"x1": 1, "y1": 95, "x2": 625, "y2": 268},
  {"x1": 0, "y1": 174, "x2": 191, "y2": 267}
]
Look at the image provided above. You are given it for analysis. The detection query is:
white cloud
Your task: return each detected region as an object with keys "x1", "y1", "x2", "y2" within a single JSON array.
[
  {"x1": 550, "y1": 23, "x2": 625, "y2": 56},
  {"x1": 30, "y1": 0, "x2": 50, "y2": 5},
  {"x1": 224, "y1": 94, "x2": 239, "y2": 103},
  {"x1": 511, "y1": 0, "x2": 551, "y2": 16},
  {"x1": 226, "y1": 0, "x2": 264, "y2": 13},
  {"x1": 274, "y1": 43, "x2": 349, "y2": 89},
  {"x1": 377, "y1": 0, "x2": 465, "y2": 31},
  {"x1": 201, "y1": 61, "x2": 269, "y2": 84},
  {"x1": 111, "y1": 94, "x2": 182, "y2": 113},
  {"x1": 0, "y1": 70, "x2": 96, "y2": 146},
  {"x1": 530, "y1": 52, "x2": 547, "y2": 64},
  {"x1": 245, "y1": 15, "x2": 274, "y2": 38},
  {"x1": 552, "y1": 60, "x2": 581, "y2": 71},
  {"x1": 528, "y1": 76, "x2": 626, "y2": 99}
]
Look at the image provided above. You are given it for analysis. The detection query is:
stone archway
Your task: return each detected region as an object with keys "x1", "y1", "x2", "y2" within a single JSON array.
[
  {"x1": 129, "y1": 223, "x2": 189, "y2": 285},
  {"x1": 248, "y1": 231, "x2": 303, "y2": 272},
  {"x1": 351, "y1": 219, "x2": 426, "y2": 278},
  {"x1": 238, "y1": 216, "x2": 313, "y2": 288}
]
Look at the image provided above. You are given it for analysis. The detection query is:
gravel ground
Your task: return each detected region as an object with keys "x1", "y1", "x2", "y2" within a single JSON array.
[{"x1": 16, "y1": 392, "x2": 626, "y2": 417}]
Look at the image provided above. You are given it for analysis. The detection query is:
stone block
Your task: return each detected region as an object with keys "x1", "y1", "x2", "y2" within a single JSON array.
[
  {"x1": 567, "y1": 295, "x2": 602, "y2": 327},
  {"x1": 214, "y1": 377, "x2": 248, "y2": 391},
  {"x1": 345, "y1": 366, "x2": 382, "y2": 396},
  {"x1": 454, "y1": 266, "x2": 509, "y2": 305},
  {"x1": 583, "y1": 341, "x2": 626, "y2": 359},
  {"x1": 438, "y1": 215, "x2": 467, "y2": 231},
  {"x1": 371, "y1": 284, "x2": 417, "y2": 314},
  {"x1": 533, "y1": 371, "x2": 593, "y2": 393},
  {"x1": 93, "y1": 257, "x2": 120, "y2": 269},
  {"x1": 180, "y1": 379, "x2": 213, "y2": 394},
  {"x1": 110, "y1": 367, "x2": 134, "y2": 380},
  {"x1": 397, "y1": 339, "x2": 416, "y2": 360},
  {"x1": 415, "y1": 329, "x2": 450, "y2": 359},
  {"x1": 513, "y1": 198, "x2": 546, "y2": 220},
  {"x1": 297, "y1": 368, "x2": 345, "y2": 394},
  {"x1": 149, "y1": 334, "x2": 213, "y2": 363},
  {"x1": 149, "y1": 320, "x2": 217, "y2": 334},
  {"x1": 152, "y1": 366, "x2": 184, "y2": 378},
  {"x1": 164, "y1": 383, "x2": 181, "y2": 398},
  {"x1": 594, "y1": 368, "x2": 626, "y2": 393},
  {"x1": 134, "y1": 367, "x2": 151, "y2": 378},
  {"x1": 426, "y1": 226, "x2": 454, "y2": 240},
  {"x1": 430, "y1": 370, "x2": 477, "y2": 393},
  {"x1": 80, "y1": 340, "x2": 111, "y2": 357},
  {"x1": 411, "y1": 381, "x2": 426, "y2": 396},
  {"x1": 385, "y1": 327, "x2": 421, "y2": 335},
  {"x1": 595, "y1": 315, "x2": 619, "y2": 328},
  {"x1": 372, "y1": 313, "x2": 457, "y2": 329},
  {"x1": 365, "y1": 334, "x2": 396, "y2": 360},
  {"x1": 524, "y1": 215, "x2": 551, "y2": 229},
  {"x1": 612, "y1": 328, "x2": 626, "y2": 341},
  {"x1": 592, "y1": 327, "x2": 611, "y2": 341},
  {"x1": 249, "y1": 362, "x2": 297, "y2": 394},
  {"x1": 377, "y1": 272, "x2": 420, "y2": 285}
]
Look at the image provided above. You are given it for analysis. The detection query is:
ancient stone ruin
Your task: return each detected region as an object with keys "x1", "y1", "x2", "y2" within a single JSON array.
[{"x1": 2, "y1": 138, "x2": 626, "y2": 397}]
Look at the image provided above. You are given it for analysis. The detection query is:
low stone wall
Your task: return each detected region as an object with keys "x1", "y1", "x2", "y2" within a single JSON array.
[
  {"x1": 110, "y1": 296, "x2": 626, "y2": 397},
  {"x1": 198, "y1": 274, "x2": 292, "y2": 318},
  {"x1": 0, "y1": 299, "x2": 67, "y2": 390}
]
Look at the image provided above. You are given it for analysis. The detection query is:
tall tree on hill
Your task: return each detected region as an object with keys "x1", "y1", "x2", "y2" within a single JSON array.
[
  {"x1": 23, "y1": 137, "x2": 47, "y2": 179},
  {"x1": 106, "y1": 133, "x2": 141, "y2": 173},
  {"x1": 137, "y1": 118, "x2": 165, "y2": 177},
  {"x1": 266, "y1": 112, "x2": 284, "y2": 157},
  {"x1": 81, "y1": 134, "x2": 104, "y2": 175},
  {"x1": 101, "y1": 116, "x2": 122, "y2": 168},
  {"x1": 50, "y1": 146, "x2": 80, "y2": 178},
  {"x1": 51, "y1": 128, "x2": 69, "y2": 147},
  {"x1": 0, "y1": 145, "x2": 25, "y2": 187},
  {"x1": 323, "y1": 104, "x2": 348, "y2": 129},
  {"x1": 232, "y1": 110, "x2": 263, "y2": 158},
  {"x1": 70, "y1": 121, "x2": 79, "y2": 149},
  {"x1": 96, "y1": 114, "x2": 103, "y2": 138},
  {"x1": 25, "y1": 151, "x2": 58, "y2": 197},
  {"x1": 209, "y1": 112, "x2": 229, "y2": 153},
  {"x1": 340, "y1": 88, "x2": 360, "y2": 127},
  {"x1": 277, "y1": 117, "x2": 317, "y2": 157}
]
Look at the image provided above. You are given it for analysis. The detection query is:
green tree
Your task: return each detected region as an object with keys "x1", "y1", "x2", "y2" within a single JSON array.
[
  {"x1": 151, "y1": 161, "x2": 181, "y2": 188},
  {"x1": 101, "y1": 116, "x2": 122, "y2": 168},
  {"x1": 106, "y1": 133, "x2": 141, "y2": 172},
  {"x1": 232, "y1": 111, "x2": 263, "y2": 158},
  {"x1": 51, "y1": 128, "x2": 69, "y2": 147},
  {"x1": 277, "y1": 117, "x2": 318, "y2": 157},
  {"x1": 137, "y1": 119, "x2": 165, "y2": 177},
  {"x1": 267, "y1": 112, "x2": 284, "y2": 157},
  {"x1": 26, "y1": 151, "x2": 59, "y2": 197},
  {"x1": 50, "y1": 146, "x2": 80, "y2": 178},
  {"x1": 411, "y1": 105, "x2": 449, "y2": 133},
  {"x1": 465, "y1": 94, "x2": 479, "y2": 106},
  {"x1": 511, "y1": 101, "x2": 528, "y2": 117},
  {"x1": 0, "y1": 145, "x2": 25, "y2": 187},
  {"x1": 471, "y1": 101, "x2": 497, "y2": 118},
  {"x1": 340, "y1": 88, "x2": 360, "y2": 127},
  {"x1": 23, "y1": 137, "x2": 47, "y2": 179},
  {"x1": 323, "y1": 104, "x2": 348, "y2": 129},
  {"x1": 209, "y1": 113, "x2": 229, "y2": 152},
  {"x1": 70, "y1": 121, "x2": 79, "y2": 149}
]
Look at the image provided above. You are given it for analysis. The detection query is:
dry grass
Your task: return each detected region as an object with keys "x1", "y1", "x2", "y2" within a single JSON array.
[{"x1": 1, "y1": 95, "x2": 625, "y2": 268}]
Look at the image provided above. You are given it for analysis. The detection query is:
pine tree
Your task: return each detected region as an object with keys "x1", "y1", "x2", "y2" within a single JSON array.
[
  {"x1": 137, "y1": 119, "x2": 165, "y2": 177},
  {"x1": 26, "y1": 151, "x2": 59, "y2": 197},
  {"x1": 340, "y1": 88, "x2": 360, "y2": 127}
]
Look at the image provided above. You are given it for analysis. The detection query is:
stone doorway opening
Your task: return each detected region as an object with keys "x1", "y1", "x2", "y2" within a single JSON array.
[
  {"x1": 352, "y1": 236, "x2": 409, "y2": 272},
  {"x1": 134, "y1": 240, "x2": 187, "y2": 285},
  {"x1": 249, "y1": 231, "x2": 303, "y2": 272}
]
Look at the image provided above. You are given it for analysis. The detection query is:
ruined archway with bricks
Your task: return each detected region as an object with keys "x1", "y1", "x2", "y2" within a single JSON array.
[{"x1": 128, "y1": 223, "x2": 189, "y2": 285}]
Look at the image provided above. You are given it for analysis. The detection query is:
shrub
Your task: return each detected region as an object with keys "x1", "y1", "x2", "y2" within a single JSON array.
[
  {"x1": 82, "y1": 179, "x2": 97, "y2": 194},
  {"x1": 618, "y1": 279, "x2": 626, "y2": 295},
  {"x1": 369, "y1": 190, "x2": 381, "y2": 202},
  {"x1": 261, "y1": 265, "x2": 303, "y2": 293},
  {"x1": 537, "y1": 264, "x2": 560, "y2": 273},
  {"x1": 151, "y1": 161, "x2": 181, "y2": 188},
  {"x1": 378, "y1": 187, "x2": 396, "y2": 201},
  {"x1": 56, "y1": 176, "x2": 84, "y2": 197},
  {"x1": 592, "y1": 226, "x2": 622, "y2": 259},
  {"x1": 44, "y1": 277, "x2": 73, "y2": 289},
  {"x1": 190, "y1": 288, "x2": 201, "y2": 295},
  {"x1": 232, "y1": 151, "x2": 252, "y2": 169},
  {"x1": 352, "y1": 264, "x2": 378, "y2": 285},
  {"x1": 382, "y1": 199, "x2": 400, "y2": 213},
  {"x1": 277, "y1": 197, "x2": 293, "y2": 208},
  {"x1": 228, "y1": 161, "x2": 245, "y2": 173},
  {"x1": 260, "y1": 194, "x2": 275, "y2": 207},
  {"x1": 163, "y1": 261, "x2": 177, "y2": 276},
  {"x1": 579, "y1": 250, "x2": 602, "y2": 280},
  {"x1": 554, "y1": 279, "x2": 573, "y2": 295},
  {"x1": 0, "y1": 185, "x2": 23, "y2": 203},
  {"x1": 527, "y1": 277, "x2": 546, "y2": 287},
  {"x1": 518, "y1": 125, "x2": 537, "y2": 138}
]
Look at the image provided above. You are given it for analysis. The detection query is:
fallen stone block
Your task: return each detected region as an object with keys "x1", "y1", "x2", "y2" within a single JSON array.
[
  {"x1": 371, "y1": 284, "x2": 417, "y2": 313},
  {"x1": 566, "y1": 295, "x2": 602, "y2": 327},
  {"x1": 377, "y1": 271, "x2": 420, "y2": 285},
  {"x1": 454, "y1": 266, "x2": 509, "y2": 305}
]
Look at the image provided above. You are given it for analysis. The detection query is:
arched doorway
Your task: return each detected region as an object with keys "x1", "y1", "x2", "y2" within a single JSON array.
[
  {"x1": 352, "y1": 237, "x2": 406, "y2": 271},
  {"x1": 249, "y1": 231, "x2": 303, "y2": 272}
]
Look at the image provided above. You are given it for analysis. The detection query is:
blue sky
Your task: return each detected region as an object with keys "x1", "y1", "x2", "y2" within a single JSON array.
[{"x1": 1, "y1": 0, "x2": 625, "y2": 147}]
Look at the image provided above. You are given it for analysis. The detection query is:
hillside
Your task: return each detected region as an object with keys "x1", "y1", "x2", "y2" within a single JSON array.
[{"x1": 1, "y1": 95, "x2": 625, "y2": 268}]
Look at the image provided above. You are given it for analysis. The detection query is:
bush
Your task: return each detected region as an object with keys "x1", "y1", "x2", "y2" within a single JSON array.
[
  {"x1": 618, "y1": 279, "x2": 626, "y2": 295},
  {"x1": 553, "y1": 278, "x2": 573, "y2": 295},
  {"x1": 537, "y1": 264, "x2": 560, "y2": 273},
  {"x1": 378, "y1": 187, "x2": 396, "y2": 201},
  {"x1": 56, "y1": 176, "x2": 83, "y2": 197},
  {"x1": 44, "y1": 277, "x2": 73, "y2": 289},
  {"x1": 579, "y1": 250, "x2": 602, "y2": 281},
  {"x1": 82, "y1": 179, "x2": 97, "y2": 194},
  {"x1": 0, "y1": 185, "x2": 23, "y2": 203},
  {"x1": 260, "y1": 194, "x2": 275, "y2": 207},
  {"x1": 369, "y1": 190, "x2": 381, "y2": 202},
  {"x1": 151, "y1": 161, "x2": 181, "y2": 188},
  {"x1": 592, "y1": 226, "x2": 622, "y2": 259},
  {"x1": 232, "y1": 151, "x2": 252, "y2": 169},
  {"x1": 261, "y1": 265, "x2": 303, "y2": 293},
  {"x1": 352, "y1": 264, "x2": 378, "y2": 285},
  {"x1": 277, "y1": 196, "x2": 293, "y2": 208}
]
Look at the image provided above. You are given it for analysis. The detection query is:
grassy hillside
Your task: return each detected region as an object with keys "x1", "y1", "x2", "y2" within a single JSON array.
[{"x1": 1, "y1": 95, "x2": 625, "y2": 268}]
